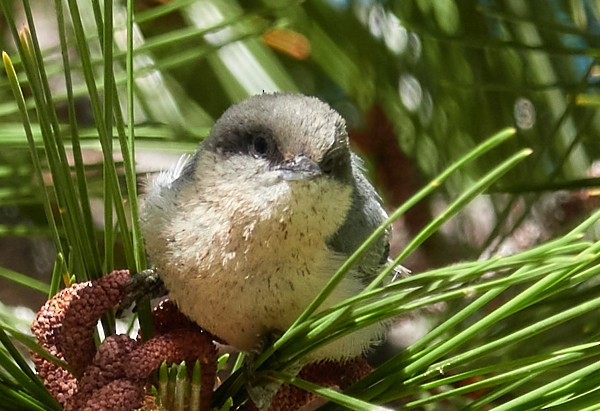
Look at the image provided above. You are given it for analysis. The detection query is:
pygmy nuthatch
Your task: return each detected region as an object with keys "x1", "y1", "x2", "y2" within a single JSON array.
[{"x1": 140, "y1": 93, "x2": 395, "y2": 362}]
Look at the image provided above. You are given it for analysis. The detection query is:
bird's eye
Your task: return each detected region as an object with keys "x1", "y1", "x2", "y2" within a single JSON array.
[
  {"x1": 321, "y1": 156, "x2": 335, "y2": 174},
  {"x1": 252, "y1": 136, "x2": 269, "y2": 157}
]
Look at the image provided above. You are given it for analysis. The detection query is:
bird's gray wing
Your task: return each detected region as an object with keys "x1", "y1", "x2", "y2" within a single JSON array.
[{"x1": 327, "y1": 154, "x2": 392, "y2": 283}]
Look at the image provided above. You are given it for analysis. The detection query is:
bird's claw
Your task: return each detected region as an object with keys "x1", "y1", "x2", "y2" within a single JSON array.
[{"x1": 116, "y1": 268, "x2": 167, "y2": 317}]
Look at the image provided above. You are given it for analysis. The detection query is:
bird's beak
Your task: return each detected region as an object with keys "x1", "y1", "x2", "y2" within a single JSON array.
[{"x1": 279, "y1": 155, "x2": 322, "y2": 181}]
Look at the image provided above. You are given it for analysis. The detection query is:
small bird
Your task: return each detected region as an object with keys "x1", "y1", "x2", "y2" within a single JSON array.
[{"x1": 139, "y1": 93, "x2": 395, "y2": 362}]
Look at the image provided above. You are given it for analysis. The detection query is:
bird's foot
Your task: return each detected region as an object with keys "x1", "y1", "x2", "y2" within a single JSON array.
[{"x1": 116, "y1": 268, "x2": 167, "y2": 317}]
